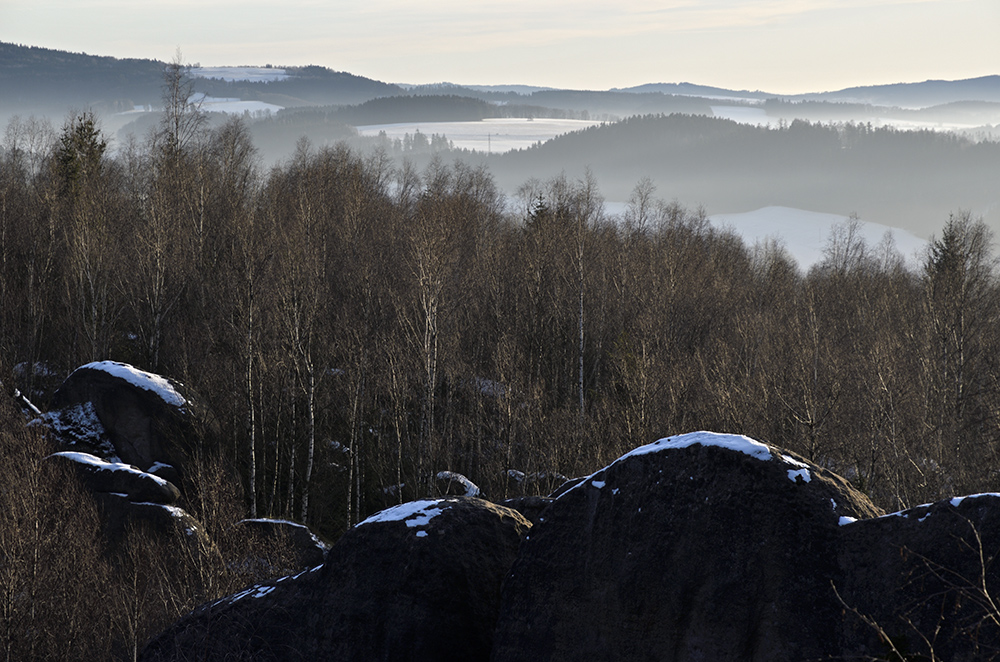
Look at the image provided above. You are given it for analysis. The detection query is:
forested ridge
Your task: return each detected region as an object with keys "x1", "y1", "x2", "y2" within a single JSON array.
[{"x1": 3, "y1": 65, "x2": 1000, "y2": 659}]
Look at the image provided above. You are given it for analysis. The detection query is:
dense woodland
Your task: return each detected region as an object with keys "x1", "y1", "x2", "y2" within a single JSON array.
[{"x1": 3, "y1": 64, "x2": 1000, "y2": 659}]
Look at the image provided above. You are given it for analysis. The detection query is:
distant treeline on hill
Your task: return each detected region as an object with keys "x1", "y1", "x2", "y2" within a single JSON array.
[
  {"x1": 191, "y1": 65, "x2": 403, "y2": 108},
  {"x1": 274, "y1": 94, "x2": 596, "y2": 127},
  {"x1": 0, "y1": 42, "x2": 165, "y2": 115},
  {"x1": 485, "y1": 113, "x2": 1000, "y2": 235}
]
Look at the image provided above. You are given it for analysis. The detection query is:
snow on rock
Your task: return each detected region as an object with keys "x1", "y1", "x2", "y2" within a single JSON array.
[
  {"x1": 435, "y1": 470, "x2": 481, "y2": 497},
  {"x1": 950, "y1": 493, "x2": 1000, "y2": 507},
  {"x1": 48, "y1": 450, "x2": 181, "y2": 505},
  {"x1": 240, "y1": 517, "x2": 328, "y2": 555},
  {"x1": 787, "y1": 468, "x2": 812, "y2": 483},
  {"x1": 565, "y1": 431, "x2": 819, "y2": 499},
  {"x1": 52, "y1": 451, "x2": 173, "y2": 489},
  {"x1": 34, "y1": 401, "x2": 117, "y2": 458},
  {"x1": 356, "y1": 498, "x2": 463, "y2": 530},
  {"x1": 621, "y1": 431, "x2": 775, "y2": 463},
  {"x1": 74, "y1": 361, "x2": 186, "y2": 408}
]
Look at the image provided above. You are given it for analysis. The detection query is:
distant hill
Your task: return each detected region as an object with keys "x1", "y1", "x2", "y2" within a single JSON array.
[
  {"x1": 613, "y1": 82, "x2": 771, "y2": 101},
  {"x1": 484, "y1": 113, "x2": 1000, "y2": 237},
  {"x1": 800, "y1": 76, "x2": 1000, "y2": 109},
  {"x1": 0, "y1": 42, "x2": 165, "y2": 118},
  {"x1": 616, "y1": 77, "x2": 1000, "y2": 109},
  {"x1": 0, "y1": 42, "x2": 403, "y2": 125}
]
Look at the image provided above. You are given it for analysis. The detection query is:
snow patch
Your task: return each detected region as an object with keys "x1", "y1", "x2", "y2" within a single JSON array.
[
  {"x1": 76, "y1": 361, "x2": 186, "y2": 408},
  {"x1": 240, "y1": 518, "x2": 328, "y2": 549},
  {"x1": 839, "y1": 516, "x2": 858, "y2": 526},
  {"x1": 591, "y1": 480, "x2": 606, "y2": 489},
  {"x1": 356, "y1": 498, "x2": 461, "y2": 530},
  {"x1": 622, "y1": 431, "x2": 774, "y2": 463},
  {"x1": 51, "y1": 451, "x2": 173, "y2": 489},
  {"x1": 436, "y1": 471, "x2": 481, "y2": 497},
  {"x1": 787, "y1": 468, "x2": 812, "y2": 483},
  {"x1": 231, "y1": 583, "x2": 278, "y2": 602},
  {"x1": 35, "y1": 401, "x2": 117, "y2": 457},
  {"x1": 950, "y1": 493, "x2": 1000, "y2": 507}
]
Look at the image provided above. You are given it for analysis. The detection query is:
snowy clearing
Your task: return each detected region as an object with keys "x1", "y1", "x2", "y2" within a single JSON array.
[
  {"x1": 707, "y1": 206, "x2": 928, "y2": 271},
  {"x1": 189, "y1": 93, "x2": 283, "y2": 115}
]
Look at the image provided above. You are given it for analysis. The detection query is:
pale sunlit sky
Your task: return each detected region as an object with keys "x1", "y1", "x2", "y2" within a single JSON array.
[{"x1": 3, "y1": 0, "x2": 998, "y2": 93}]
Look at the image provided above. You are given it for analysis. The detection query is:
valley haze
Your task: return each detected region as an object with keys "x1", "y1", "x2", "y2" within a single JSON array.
[{"x1": 1, "y1": 42, "x2": 999, "y2": 256}]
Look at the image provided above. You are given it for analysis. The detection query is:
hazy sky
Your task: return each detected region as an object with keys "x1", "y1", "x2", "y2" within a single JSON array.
[{"x1": 3, "y1": 0, "x2": 998, "y2": 93}]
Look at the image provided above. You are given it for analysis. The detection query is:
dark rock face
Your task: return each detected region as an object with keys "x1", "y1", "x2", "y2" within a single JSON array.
[
  {"x1": 44, "y1": 450, "x2": 213, "y2": 558},
  {"x1": 838, "y1": 495, "x2": 1000, "y2": 661},
  {"x1": 491, "y1": 432, "x2": 883, "y2": 662},
  {"x1": 500, "y1": 496, "x2": 553, "y2": 526},
  {"x1": 44, "y1": 361, "x2": 202, "y2": 476},
  {"x1": 141, "y1": 497, "x2": 531, "y2": 662},
  {"x1": 140, "y1": 430, "x2": 1000, "y2": 661},
  {"x1": 47, "y1": 451, "x2": 181, "y2": 504}
]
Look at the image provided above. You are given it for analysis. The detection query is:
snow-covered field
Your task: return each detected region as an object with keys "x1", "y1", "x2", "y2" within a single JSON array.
[
  {"x1": 604, "y1": 202, "x2": 928, "y2": 271},
  {"x1": 356, "y1": 118, "x2": 601, "y2": 153},
  {"x1": 708, "y1": 206, "x2": 928, "y2": 271}
]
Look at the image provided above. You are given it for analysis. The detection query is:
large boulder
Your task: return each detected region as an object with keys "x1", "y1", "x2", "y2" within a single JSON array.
[
  {"x1": 491, "y1": 431, "x2": 883, "y2": 662},
  {"x1": 141, "y1": 496, "x2": 531, "y2": 662},
  {"x1": 41, "y1": 361, "x2": 206, "y2": 479},
  {"x1": 43, "y1": 450, "x2": 214, "y2": 560},
  {"x1": 47, "y1": 451, "x2": 180, "y2": 504},
  {"x1": 837, "y1": 494, "x2": 1000, "y2": 661}
]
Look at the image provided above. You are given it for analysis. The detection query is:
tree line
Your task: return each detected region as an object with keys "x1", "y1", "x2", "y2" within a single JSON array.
[{"x1": 3, "y1": 67, "x2": 1000, "y2": 543}]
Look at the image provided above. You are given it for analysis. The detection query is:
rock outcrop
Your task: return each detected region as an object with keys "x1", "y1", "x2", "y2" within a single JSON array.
[
  {"x1": 838, "y1": 495, "x2": 1000, "y2": 661},
  {"x1": 41, "y1": 361, "x2": 204, "y2": 479},
  {"x1": 140, "y1": 497, "x2": 530, "y2": 662},
  {"x1": 48, "y1": 451, "x2": 181, "y2": 504},
  {"x1": 44, "y1": 450, "x2": 213, "y2": 558},
  {"x1": 140, "y1": 430, "x2": 1000, "y2": 661},
  {"x1": 491, "y1": 431, "x2": 882, "y2": 662}
]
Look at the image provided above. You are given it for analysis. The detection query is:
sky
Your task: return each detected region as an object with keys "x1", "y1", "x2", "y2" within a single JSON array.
[{"x1": 2, "y1": 0, "x2": 998, "y2": 93}]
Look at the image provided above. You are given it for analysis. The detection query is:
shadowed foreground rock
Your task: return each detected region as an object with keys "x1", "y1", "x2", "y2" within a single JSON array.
[
  {"x1": 838, "y1": 495, "x2": 1000, "y2": 661},
  {"x1": 140, "y1": 497, "x2": 530, "y2": 662},
  {"x1": 491, "y1": 431, "x2": 883, "y2": 662},
  {"x1": 142, "y1": 430, "x2": 1000, "y2": 661}
]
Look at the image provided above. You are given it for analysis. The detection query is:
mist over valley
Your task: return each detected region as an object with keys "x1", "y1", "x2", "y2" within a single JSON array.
[{"x1": 4, "y1": 42, "x2": 1000, "y2": 255}]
